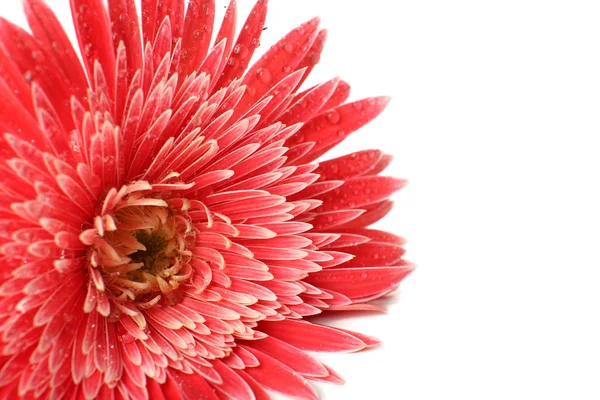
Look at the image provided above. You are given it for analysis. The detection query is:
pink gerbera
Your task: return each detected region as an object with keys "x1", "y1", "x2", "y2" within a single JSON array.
[{"x1": 0, "y1": 0, "x2": 412, "y2": 399}]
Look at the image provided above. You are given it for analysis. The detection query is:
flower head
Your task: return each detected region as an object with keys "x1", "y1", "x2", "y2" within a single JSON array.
[{"x1": 0, "y1": 0, "x2": 412, "y2": 399}]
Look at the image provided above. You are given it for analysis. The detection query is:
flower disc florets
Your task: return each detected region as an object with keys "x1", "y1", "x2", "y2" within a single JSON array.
[{"x1": 94, "y1": 192, "x2": 195, "y2": 308}]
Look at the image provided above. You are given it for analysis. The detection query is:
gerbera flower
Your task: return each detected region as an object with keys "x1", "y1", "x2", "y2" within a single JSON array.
[{"x1": 0, "y1": 0, "x2": 412, "y2": 399}]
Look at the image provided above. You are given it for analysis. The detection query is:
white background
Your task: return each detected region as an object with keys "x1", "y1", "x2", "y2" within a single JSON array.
[{"x1": 3, "y1": 1, "x2": 600, "y2": 399}]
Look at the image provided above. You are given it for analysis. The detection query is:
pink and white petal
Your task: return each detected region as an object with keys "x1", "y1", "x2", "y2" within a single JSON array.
[
  {"x1": 246, "y1": 336, "x2": 328, "y2": 378},
  {"x1": 238, "y1": 17, "x2": 320, "y2": 116},
  {"x1": 340, "y1": 242, "x2": 406, "y2": 268},
  {"x1": 333, "y1": 200, "x2": 394, "y2": 230},
  {"x1": 287, "y1": 96, "x2": 391, "y2": 164},
  {"x1": 216, "y1": 0, "x2": 267, "y2": 88},
  {"x1": 210, "y1": 360, "x2": 255, "y2": 400},
  {"x1": 24, "y1": 0, "x2": 88, "y2": 100},
  {"x1": 243, "y1": 345, "x2": 319, "y2": 400},
  {"x1": 70, "y1": 0, "x2": 116, "y2": 98},
  {"x1": 305, "y1": 266, "x2": 413, "y2": 301},
  {"x1": 179, "y1": 0, "x2": 215, "y2": 79},
  {"x1": 317, "y1": 176, "x2": 407, "y2": 212},
  {"x1": 259, "y1": 319, "x2": 367, "y2": 353}
]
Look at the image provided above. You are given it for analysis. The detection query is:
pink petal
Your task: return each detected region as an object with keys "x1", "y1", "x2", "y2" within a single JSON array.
[
  {"x1": 156, "y1": 0, "x2": 185, "y2": 42},
  {"x1": 179, "y1": 0, "x2": 215, "y2": 78},
  {"x1": 310, "y1": 209, "x2": 365, "y2": 231},
  {"x1": 243, "y1": 345, "x2": 319, "y2": 400},
  {"x1": 280, "y1": 77, "x2": 340, "y2": 126},
  {"x1": 321, "y1": 79, "x2": 351, "y2": 110},
  {"x1": 260, "y1": 319, "x2": 367, "y2": 353},
  {"x1": 315, "y1": 149, "x2": 383, "y2": 181},
  {"x1": 309, "y1": 364, "x2": 345, "y2": 385},
  {"x1": 108, "y1": 0, "x2": 143, "y2": 85},
  {"x1": 317, "y1": 176, "x2": 407, "y2": 211},
  {"x1": 335, "y1": 200, "x2": 394, "y2": 230},
  {"x1": 341, "y1": 242, "x2": 406, "y2": 267},
  {"x1": 24, "y1": 0, "x2": 88, "y2": 100},
  {"x1": 211, "y1": 359, "x2": 255, "y2": 400},
  {"x1": 236, "y1": 370, "x2": 271, "y2": 400},
  {"x1": 288, "y1": 97, "x2": 391, "y2": 164},
  {"x1": 216, "y1": 0, "x2": 267, "y2": 88},
  {"x1": 295, "y1": 28, "x2": 328, "y2": 88},
  {"x1": 247, "y1": 336, "x2": 328, "y2": 377},
  {"x1": 70, "y1": 0, "x2": 116, "y2": 99},
  {"x1": 141, "y1": 0, "x2": 158, "y2": 45},
  {"x1": 305, "y1": 266, "x2": 413, "y2": 300},
  {"x1": 238, "y1": 17, "x2": 319, "y2": 114}
]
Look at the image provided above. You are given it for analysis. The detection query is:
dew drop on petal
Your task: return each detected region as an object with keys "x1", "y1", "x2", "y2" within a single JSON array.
[
  {"x1": 234, "y1": 44, "x2": 249, "y2": 59},
  {"x1": 257, "y1": 68, "x2": 272, "y2": 83},
  {"x1": 326, "y1": 110, "x2": 341, "y2": 124},
  {"x1": 283, "y1": 43, "x2": 294, "y2": 53}
]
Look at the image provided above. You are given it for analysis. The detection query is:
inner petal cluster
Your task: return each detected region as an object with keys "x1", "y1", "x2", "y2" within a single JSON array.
[{"x1": 87, "y1": 184, "x2": 196, "y2": 310}]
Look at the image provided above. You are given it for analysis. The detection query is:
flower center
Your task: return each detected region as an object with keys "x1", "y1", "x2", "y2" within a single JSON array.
[{"x1": 95, "y1": 201, "x2": 195, "y2": 307}]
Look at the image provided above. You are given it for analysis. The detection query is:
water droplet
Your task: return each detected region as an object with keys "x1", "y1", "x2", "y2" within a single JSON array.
[
  {"x1": 326, "y1": 110, "x2": 340, "y2": 124},
  {"x1": 361, "y1": 272, "x2": 368, "y2": 279},
  {"x1": 283, "y1": 43, "x2": 294, "y2": 53},
  {"x1": 282, "y1": 65, "x2": 292, "y2": 73},
  {"x1": 257, "y1": 68, "x2": 271, "y2": 83},
  {"x1": 24, "y1": 71, "x2": 33, "y2": 82}
]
